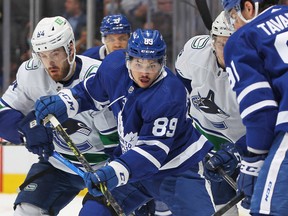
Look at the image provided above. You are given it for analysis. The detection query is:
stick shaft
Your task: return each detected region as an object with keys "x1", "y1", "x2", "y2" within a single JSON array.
[
  {"x1": 52, "y1": 151, "x2": 84, "y2": 178},
  {"x1": 213, "y1": 167, "x2": 245, "y2": 216},
  {"x1": 47, "y1": 114, "x2": 125, "y2": 216},
  {"x1": 213, "y1": 192, "x2": 245, "y2": 216}
]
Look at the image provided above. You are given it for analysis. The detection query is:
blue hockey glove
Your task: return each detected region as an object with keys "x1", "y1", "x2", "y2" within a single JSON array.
[
  {"x1": 204, "y1": 142, "x2": 241, "y2": 182},
  {"x1": 18, "y1": 111, "x2": 54, "y2": 161},
  {"x1": 84, "y1": 160, "x2": 130, "y2": 197},
  {"x1": 237, "y1": 154, "x2": 266, "y2": 209},
  {"x1": 35, "y1": 89, "x2": 79, "y2": 125}
]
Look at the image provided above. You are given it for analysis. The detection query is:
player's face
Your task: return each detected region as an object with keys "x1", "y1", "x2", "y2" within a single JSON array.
[
  {"x1": 104, "y1": 34, "x2": 130, "y2": 53},
  {"x1": 129, "y1": 58, "x2": 162, "y2": 88},
  {"x1": 213, "y1": 36, "x2": 229, "y2": 69},
  {"x1": 37, "y1": 47, "x2": 71, "y2": 82}
]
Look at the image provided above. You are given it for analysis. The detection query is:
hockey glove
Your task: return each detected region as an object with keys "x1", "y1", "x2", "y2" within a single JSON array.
[
  {"x1": 204, "y1": 142, "x2": 241, "y2": 182},
  {"x1": 18, "y1": 111, "x2": 54, "y2": 161},
  {"x1": 35, "y1": 89, "x2": 79, "y2": 125},
  {"x1": 84, "y1": 160, "x2": 130, "y2": 197},
  {"x1": 237, "y1": 154, "x2": 266, "y2": 209}
]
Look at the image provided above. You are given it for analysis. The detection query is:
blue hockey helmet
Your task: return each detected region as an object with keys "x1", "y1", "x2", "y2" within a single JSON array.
[
  {"x1": 100, "y1": 14, "x2": 131, "y2": 37},
  {"x1": 127, "y1": 29, "x2": 166, "y2": 60}
]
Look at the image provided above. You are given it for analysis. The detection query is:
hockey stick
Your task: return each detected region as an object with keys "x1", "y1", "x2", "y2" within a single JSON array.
[
  {"x1": 213, "y1": 192, "x2": 245, "y2": 216},
  {"x1": 46, "y1": 114, "x2": 125, "y2": 216},
  {"x1": 212, "y1": 167, "x2": 245, "y2": 216},
  {"x1": 52, "y1": 151, "x2": 84, "y2": 178},
  {"x1": 195, "y1": 0, "x2": 213, "y2": 31}
]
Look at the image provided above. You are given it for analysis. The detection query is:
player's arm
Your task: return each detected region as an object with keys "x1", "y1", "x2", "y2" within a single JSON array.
[
  {"x1": 111, "y1": 97, "x2": 193, "y2": 182},
  {"x1": 0, "y1": 65, "x2": 35, "y2": 144},
  {"x1": 83, "y1": 101, "x2": 183, "y2": 197},
  {"x1": 224, "y1": 35, "x2": 277, "y2": 154},
  {"x1": 224, "y1": 32, "x2": 276, "y2": 209},
  {"x1": 0, "y1": 100, "x2": 24, "y2": 144},
  {"x1": 35, "y1": 65, "x2": 110, "y2": 124}
]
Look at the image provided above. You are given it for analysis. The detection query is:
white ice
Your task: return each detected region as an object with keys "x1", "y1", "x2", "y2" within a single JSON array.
[
  {"x1": 0, "y1": 193, "x2": 250, "y2": 215},
  {"x1": 0, "y1": 193, "x2": 82, "y2": 215}
]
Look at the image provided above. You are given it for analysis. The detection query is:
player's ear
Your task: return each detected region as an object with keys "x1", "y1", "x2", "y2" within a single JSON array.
[
  {"x1": 68, "y1": 41, "x2": 75, "y2": 58},
  {"x1": 245, "y1": 1, "x2": 255, "y2": 18}
]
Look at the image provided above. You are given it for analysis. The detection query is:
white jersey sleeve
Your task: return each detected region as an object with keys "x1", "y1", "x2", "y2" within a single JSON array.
[
  {"x1": 2, "y1": 58, "x2": 58, "y2": 115},
  {"x1": 2, "y1": 56, "x2": 118, "y2": 174}
]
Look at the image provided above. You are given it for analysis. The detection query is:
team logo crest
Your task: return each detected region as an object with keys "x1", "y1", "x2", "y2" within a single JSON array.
[
  {"x1": 24, "y1": 183, "x2": 38, "y2": 191},
  {"x1": 191, "y1": 90, "x2": 229, "y2": 129},
  {"x1": 117, "y1": 102, "x2": 139, "y2": 153}
]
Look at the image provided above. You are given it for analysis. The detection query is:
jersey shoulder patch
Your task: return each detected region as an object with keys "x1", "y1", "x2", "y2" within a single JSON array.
[
  {"x1": 189, "y1": 35, "x2": 210, "y2": 50},
  {"x1": 24, "y1": 58, "x2": 41, "y2": 71}
]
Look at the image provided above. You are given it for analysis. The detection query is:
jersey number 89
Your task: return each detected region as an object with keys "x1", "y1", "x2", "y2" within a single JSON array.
[{"x1": 152, "y1": 117, "x2": 178, "y2": 137}]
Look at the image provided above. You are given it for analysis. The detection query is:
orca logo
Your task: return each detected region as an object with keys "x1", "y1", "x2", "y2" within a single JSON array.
[
  {"x1": 191, "y1": 90, "x2": 229, "y2": 129},
  {"x1": 24, "y1": 183, "x2": 38, "y2": 191}
]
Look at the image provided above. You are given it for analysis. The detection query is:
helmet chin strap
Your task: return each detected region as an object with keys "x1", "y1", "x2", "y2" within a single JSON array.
[
  {"x1": 126, "y1": 61, "x2": 135, "y2": 82},
  {"x1": 102, "y1": 37, "x2": 111, "y2": 55},
  {"x1": 62, "y1": 44, "x2": 76, "y2": 81}
]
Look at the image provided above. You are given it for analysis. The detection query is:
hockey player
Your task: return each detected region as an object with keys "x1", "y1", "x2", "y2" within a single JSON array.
[
  {"x1": 0, "y1": 16, "x2": 119, "y2": 215},
  {"x1": 83, "y1": 13, "x2": 172, "y2": 216},
  {"x1": 175, "y1": 11, "x2": 246, "y2": 215},
  {"x1": 34, "y1": 28, "x2": 216, "y2": 215},
  {"x1": 82, "y1": 14, "x2": 131, "y2": 60},
  {"x1": 221, "y1": 0, "x2": 286, "y2": 215},
  {"x1": 80, "y1": 14, "x2": 159, "y2": 216}
]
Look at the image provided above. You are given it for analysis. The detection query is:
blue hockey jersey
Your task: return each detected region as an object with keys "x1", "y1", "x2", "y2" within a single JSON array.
[
  {"x1": 224, "y1": 5, "x2": 288, "y2": 154},
  {"x1": 82, "y1": 45, "x2": 106, "y2": 61},
  {"x1": 72, "y1": 49, "x2": 213, "y2": 181}
]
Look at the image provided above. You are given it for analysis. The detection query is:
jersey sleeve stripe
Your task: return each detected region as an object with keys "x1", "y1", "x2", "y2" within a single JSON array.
[
  {"x1": 132, "y1": 147, "x2": 161, "y2": 169},
  {"x1": 237, "y1": 81, "x2": 272, "y2": 103},
  {"x1": 240, "y1": 100, "x2": 278, "y2": 119},
  {"x1": 137, "y1": 140, "x2": 170, "y2": 154},
  {"x1": 276, "y1": 111, "x2": 288, "y2": 126},
  {"x1": 160, "y1": 135, "x2": 208, "y2": 170}
]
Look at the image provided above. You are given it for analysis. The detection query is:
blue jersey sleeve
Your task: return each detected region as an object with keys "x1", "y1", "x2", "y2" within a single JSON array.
[
  {"x1": 0, "y1": 101, "x2": 24, "y2": 144},
  {"x1": 224, "y1": 26, "x2": 277, "y2": 153}
]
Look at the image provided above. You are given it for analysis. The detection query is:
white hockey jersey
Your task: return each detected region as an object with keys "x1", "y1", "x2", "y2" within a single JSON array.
[
  {"x1": 1, "y1": 55, "x2": 118, "y2": 173},
  {"x1": 175, "y1": 35, "x2": 246, "y2": 150}
]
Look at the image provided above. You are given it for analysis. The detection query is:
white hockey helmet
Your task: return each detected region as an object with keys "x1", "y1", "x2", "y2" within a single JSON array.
[
  {"x1": 31, "y1": 16, "x2": 75, "y2": 56},
  {"x1": 211, "y1": 11, "x2": 234, "y2": 37},
  {"x1": 31, "y1": 16, "x2": 76, "y2": 80}
]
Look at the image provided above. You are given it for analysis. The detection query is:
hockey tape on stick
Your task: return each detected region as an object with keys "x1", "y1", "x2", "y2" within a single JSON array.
[
  {"x1": 52, "y1": 151, "x2": 84, "y2": 178},
  {"x1": 46, "y1": 114, "x2": 126, "y2": 216}
]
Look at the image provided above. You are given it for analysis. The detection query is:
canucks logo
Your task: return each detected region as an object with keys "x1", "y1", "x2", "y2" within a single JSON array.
[
  {"x1": 53, "y1": 118, "x2": 93, "y2": 151},
  {"x1": 191, "y1": 90, "x2": 229, "y2": 129},
  {"x1": 24, "y1": 183, "x2": 37, "y2": 191}
]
